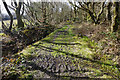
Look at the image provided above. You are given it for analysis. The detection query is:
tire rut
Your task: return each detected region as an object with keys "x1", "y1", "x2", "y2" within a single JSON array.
[{"x1": 25, "y1": 25, "x2": 94, "y2": 78}]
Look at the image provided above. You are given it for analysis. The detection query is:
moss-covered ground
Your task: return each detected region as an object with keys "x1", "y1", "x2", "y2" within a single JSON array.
[{"x1": 1, "y1": 25, "x2": 120, "y2": 79}]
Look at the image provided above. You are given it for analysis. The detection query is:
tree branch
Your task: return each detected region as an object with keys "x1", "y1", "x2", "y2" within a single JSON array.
[
  {"x1": 2, "y1": 0, "x2": 13, "y2": 30},
  {"x1": 13, "y1": 0, "x2": 17, "y2": 7},
  {"x1": 21, "y1": 3, "x2": 24, "y2": 16},
  {"x1": 96, "y1": 1, "x2": 106, "y2": 22},
  {"x1": 8, "y1": 5, "x2": 15, "y2": 10}
]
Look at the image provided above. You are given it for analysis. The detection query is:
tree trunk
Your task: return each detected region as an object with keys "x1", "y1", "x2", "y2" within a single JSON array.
[
  {"x1": 2, "y1": 1, "x2": 13, "y2": 30},
  {"x1": 88, "y1": 10, "x2": 96, "y2": 24},
  {"x1": 16, "y1": 12, "x2": 24, "y2": 29},
  {"x1": 16, "y1": 2, "x2": 24, "y2": 29},
  {"x1": 111, "y1": 2, "x2": 119, "y2": 32},
  {"x1": 42, "y1": 2, "x2": 47, "y2": 24},
  {"x1": 73, "y1": 6, "x2": 77, "y2": 22},
  {"x1": 107, "y1": 2, "x2": 112, "y2": 21}
]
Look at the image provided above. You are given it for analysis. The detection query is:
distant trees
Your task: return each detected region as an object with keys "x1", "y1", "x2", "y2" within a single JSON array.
[
  {"x1": 24, "y1": 2, "x2": 48, "y2": 26},
  {"x1": 2, "y1": 0, "x2": 120, "y2": 33},
  {"x1": 68, "y1": 0, "x2": 120, "y2": 32},
  {"x1": 2, "y1": 13, "x2": 17, "y2": 20},
  {"x1": 25, "y1": 1, "x2": 72, "y2": 26},
  {"x1": 69, "y1": 1, "x2": 106, "y2": 24},
  {"x1": 2, "y1": 14, "x2": 10, "y2": 20}
]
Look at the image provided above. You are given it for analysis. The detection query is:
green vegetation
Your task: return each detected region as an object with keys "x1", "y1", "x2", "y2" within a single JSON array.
[
  {"x1": 1, "y1": 1, "x2": 120, "y2": 79},
  {"x1": 2, "y1": 25, "x2": 117, "y2": 79},
  {"x1": 0, "y1": 19, "x2": 17, "y2": 28}
]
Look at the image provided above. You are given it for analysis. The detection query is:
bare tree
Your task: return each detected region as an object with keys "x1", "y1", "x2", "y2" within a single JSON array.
[
  {"x1": 68, "y1": 1, "x2": 106, "y2": 24},
  {"x1": 2, "y1": 0, "x2": 25, "y2": 30},
  {"x1": 2, "y1": 0, "x2": 13, "y2": 30},
  {"x1": 12, "y1": 0, "x2": 24, "y2": 29}
]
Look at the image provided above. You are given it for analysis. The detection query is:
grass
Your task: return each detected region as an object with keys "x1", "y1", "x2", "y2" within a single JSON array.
[
  {"x1": 18, "y1": 25, "x2": 120, "y2": 78},
  {"x1": 2, "y1": 24, "x2": 120, "y2": 79},
  {"x1": 0, "y1": 19, "x2": 27, "y2": 29},
  {"x1": 0, "y1": 19, "x2": 17, "y2": 29}
]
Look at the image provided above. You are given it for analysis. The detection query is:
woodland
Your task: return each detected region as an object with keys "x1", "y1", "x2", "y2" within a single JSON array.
[{"x1": 0, "y1": 0, "x2": 120, "y2": 79}]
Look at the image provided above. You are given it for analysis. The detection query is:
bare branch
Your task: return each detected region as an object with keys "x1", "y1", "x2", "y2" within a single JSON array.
[
  {"x1": 13, "y1": 0, "x2": 17, "y2": 7},
  {"x1": 11, "y1": 1, "x2": 16, "y2": 8},
  {"x1": 21, "y1": 3, "x2": 24, "y2": 16},
  {"x1": 97, "y1": 1, "x2": 106, "y2": 21},
  {"x1": 8, "y1": 5, "x2": 15, "y2": 10}
]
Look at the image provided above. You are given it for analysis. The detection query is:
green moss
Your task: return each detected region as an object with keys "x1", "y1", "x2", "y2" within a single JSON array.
[
  {"x1": 0, "y1": 33, "x2": 6, "y2": 36},
  {"x1": 21, "y1": 46, "x2": 36, "y2": 54},
  {"x1": 98, "y1": 75, "x2": 112, "y2": 78},
  {"x1": 16, "y1": 25, "x2": 120, "y2": 78},
  {"x1": 19, "y1": 73, "x2": 33, "y2": 79}
]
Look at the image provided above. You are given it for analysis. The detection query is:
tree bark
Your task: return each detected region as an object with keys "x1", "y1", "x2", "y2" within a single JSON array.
[
  {"x1": 107, "y1": 2, "x2": 112, "y2": 21},
  {"x1": 73, "y1": 4, "x2": 77, "y2": 22},
  {"x1": 15, "y1": 2, "x2": 24, "y2": 29},
  {"x1": 111, "y1": 2, "x2": 119, "y2": 32}
]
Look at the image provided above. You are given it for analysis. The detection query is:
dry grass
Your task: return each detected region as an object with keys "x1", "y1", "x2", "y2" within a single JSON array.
[
  {"x1": 72, "y1": 22, "x2": 120, "y2": 55},
  {"x1": 0, "y1": 19, "x2": 27, "y2": 29},
  {"x1": 0, "y1": 19, "x2": 17, "y2": 29}
]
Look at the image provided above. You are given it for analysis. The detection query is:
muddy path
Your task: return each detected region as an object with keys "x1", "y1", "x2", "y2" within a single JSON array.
[
  {"x1": 20, "y1": 25, "x2": 115, "y2": 79},
  {"x1": 2, "y1": 25, "x2": 119, "y2": 79},
  {"x1": 28, "y1": 26, "x2": 90, "y2": 78}
]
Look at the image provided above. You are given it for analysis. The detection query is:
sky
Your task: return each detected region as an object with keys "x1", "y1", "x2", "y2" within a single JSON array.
[
  {"x1": 1, "y1": 0, "x2": 12, "y2": 14},
  {"x1": 0, "y1": 0, "x2": 40, "y2": 14},
  {"x1": 0, "y1": 0, "x2": 69, "y2": 14},
  {"x1": 1, "y1": 0, "x2": 120, "y2": 14}
]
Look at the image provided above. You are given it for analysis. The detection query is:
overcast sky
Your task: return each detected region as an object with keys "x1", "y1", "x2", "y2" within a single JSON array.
[
  {"x1": 0, "y1": 0, "x2": 69, "y2": 14},
  {"x1": 0, "y1": 0, "x2": 41, "y2": 14},
  {"x1": 1, "y1": 0, "x2": 12, "y2": 14},
  {"x1": 1, "y1": 0, "x2": 119, "y2": 15}
]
